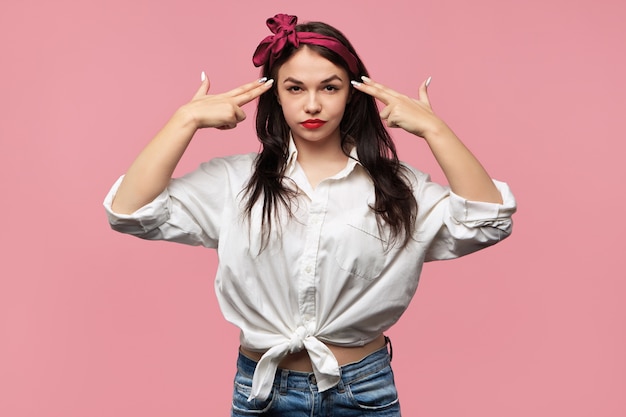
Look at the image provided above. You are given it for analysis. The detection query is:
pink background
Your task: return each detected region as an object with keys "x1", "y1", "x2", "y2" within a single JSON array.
[{"x1": 1, "y1": 0, "x2": 624, "y2": 416}]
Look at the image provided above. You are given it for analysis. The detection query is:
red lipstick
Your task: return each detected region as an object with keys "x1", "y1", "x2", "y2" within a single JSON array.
[{"x1": 301, "y1": 119, "x2": 326, "y2": 129}]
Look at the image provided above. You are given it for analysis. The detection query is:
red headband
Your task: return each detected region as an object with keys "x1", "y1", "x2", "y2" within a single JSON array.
[{"x1": 252, "y1": 14, "x2": 360, "y2": 75}]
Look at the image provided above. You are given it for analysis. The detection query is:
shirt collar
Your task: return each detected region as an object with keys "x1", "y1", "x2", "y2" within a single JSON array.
[
  {"x1": 284, "y1": 134, "x2": 299, "y2": 176},
  {"x1": 284, "y1": 133, "x2": 363, "y2": 178}
]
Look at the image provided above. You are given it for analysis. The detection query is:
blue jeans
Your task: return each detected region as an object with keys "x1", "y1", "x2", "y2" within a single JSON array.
[{"x1": 231, "y1": 342, "x2": 401, "y2": 416}]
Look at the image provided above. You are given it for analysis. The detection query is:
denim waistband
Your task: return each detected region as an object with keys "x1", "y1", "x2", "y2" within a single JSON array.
[{"x1": 236, "y1": 341, "x2": 392, "y2": 390}]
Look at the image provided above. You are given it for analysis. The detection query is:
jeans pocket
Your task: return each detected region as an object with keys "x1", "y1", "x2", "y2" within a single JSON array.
[
  {"x1": 231, "y1": 371, "x2": 275, "y2": 415},
  {"x1": 346, "y1": 365, "x2": 399, "y2": 411}
]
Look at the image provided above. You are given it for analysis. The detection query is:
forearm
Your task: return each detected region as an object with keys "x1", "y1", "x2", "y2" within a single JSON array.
[
  {"x1": 424, "y1": 122, "x2": 503, "y2": 204},
  {"x1": 351, "y1": 76, "x2": 505, "y2": 204},
  {"x1": 108, "y1": 75, "x2": 274, "y2": 215},
  {"x1": 111, "y1": 109, "x2": 197, "y2": 214}
]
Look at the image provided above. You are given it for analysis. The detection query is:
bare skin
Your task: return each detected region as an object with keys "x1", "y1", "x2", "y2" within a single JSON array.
[
  {"x1": 275, "y1": 47, "x2": 351, "y2": 188},
  {"x1": 240, "y1": 335, "x2": 388, "y2": 372}
]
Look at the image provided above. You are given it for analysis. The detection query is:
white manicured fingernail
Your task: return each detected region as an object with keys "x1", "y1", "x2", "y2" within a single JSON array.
[
  {"x1": 201, "y1": 71, "x2": 206, "y2": 82},
  {"x1": 361, "y1": 76, "x2": 372, "y2": 83},
  {"x1": 426, "y1": 76, "x2": 432, "y2": 87},
  {"x1": 258, "y1": 76, "x2": 268, "y2": 83},
  {"x1": 264, "y1": 78, "x2": 274, "y2": 86},
  {"x1": 351, "y1": 80, "x2": 362, "y2": 87}
]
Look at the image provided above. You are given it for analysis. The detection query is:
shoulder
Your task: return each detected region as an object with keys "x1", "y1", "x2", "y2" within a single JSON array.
[
  {"x1": 398, "y1": 160, "x2": 431, "y2": 186},
  {"x1": 201, "y1": 152, "x2": 257, "y2": 167},
  {"x1": 173, "y1": 152, "x2": 258, "y2": 188},
  {"x1": 197, "y1": 152, "x2": 258, "y2": 176}
]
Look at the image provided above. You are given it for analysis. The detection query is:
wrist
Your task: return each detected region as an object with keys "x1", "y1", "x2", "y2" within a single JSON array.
[
  {"x1": 172, "y1": 105, "x2": 201, "y2": 131},
  {"x1": 420, "y1": 119, "x2": 453, "y2": 143}
]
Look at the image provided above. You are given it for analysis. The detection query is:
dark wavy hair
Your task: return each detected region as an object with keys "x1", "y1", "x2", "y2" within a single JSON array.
[{"x1": 243, "y1": 20, "x2": 417, "y2": 248}]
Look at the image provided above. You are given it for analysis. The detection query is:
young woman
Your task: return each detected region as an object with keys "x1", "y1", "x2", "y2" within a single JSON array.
[{"x1": 104, "y1": 13, "x2": 516, "y2": 416}]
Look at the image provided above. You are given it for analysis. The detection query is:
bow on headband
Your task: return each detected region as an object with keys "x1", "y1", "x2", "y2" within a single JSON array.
[{"x1": 252, "y1": 14, "x2": 360, "y2": 75}]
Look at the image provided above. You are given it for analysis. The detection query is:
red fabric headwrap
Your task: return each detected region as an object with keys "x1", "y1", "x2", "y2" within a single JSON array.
[{"x1": 252, "y1": 14, "x2": 360, "y2": 75}]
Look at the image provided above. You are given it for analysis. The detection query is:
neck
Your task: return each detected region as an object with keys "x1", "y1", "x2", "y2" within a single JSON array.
[
  {"x1": 294, "y1": 137, "x2": 349, "y2": 189},
  {"x1": 293, "y1": 130, "x2": 346, "y2": 162},
  {"x1": 296, "y1": 142, "x2": 346, "y2": 164}
]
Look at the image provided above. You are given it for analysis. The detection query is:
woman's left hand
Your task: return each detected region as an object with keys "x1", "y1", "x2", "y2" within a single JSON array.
[
  {"x1": 354, "y1": 76, "x2": 504, "y2": 204},
  {"x1": 352, "y1": 76, "x2": 446, "y2": 139}
]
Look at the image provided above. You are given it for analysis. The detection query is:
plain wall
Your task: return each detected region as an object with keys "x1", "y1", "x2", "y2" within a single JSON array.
[{"x1": 1, "y1": 0, "x2": 625, "y2": 416}]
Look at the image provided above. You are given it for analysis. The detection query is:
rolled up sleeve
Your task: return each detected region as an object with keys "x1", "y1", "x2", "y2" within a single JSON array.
[
  {"x1": 104, "y1": 176, "x2": 174, "y2": 236},
  {"x1": 447, "y1": 180, "x2": 516, "y2": 232},
  {"x1": 412, "y1": 170, "x2": 517, "y2": 261},
  {"x1": 102, "y1": 158, "x2": 237, "y2": 248}
]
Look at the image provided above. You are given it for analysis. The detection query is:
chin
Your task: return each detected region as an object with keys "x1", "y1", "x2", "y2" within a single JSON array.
[{"x1": 295, "y1": 126, "x2": 340, "y2": 143}]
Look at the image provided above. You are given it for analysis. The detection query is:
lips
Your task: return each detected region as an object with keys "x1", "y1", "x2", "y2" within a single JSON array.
[{"x1": 301, "y1": 119, "x2": 326, "y2": 129}]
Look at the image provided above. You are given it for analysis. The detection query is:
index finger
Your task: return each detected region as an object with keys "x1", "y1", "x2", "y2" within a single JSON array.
[
  {"x1": 351, "y1": 76, "x2": 400, "y2": 105},
  {"x1": 226, "y1": 78, "x2": 275, "y2": 107}
]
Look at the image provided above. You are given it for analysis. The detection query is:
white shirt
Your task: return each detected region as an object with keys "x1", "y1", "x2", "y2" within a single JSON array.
[{"x1": 103, "y1": 140, "x2": 516, "y2": 400}]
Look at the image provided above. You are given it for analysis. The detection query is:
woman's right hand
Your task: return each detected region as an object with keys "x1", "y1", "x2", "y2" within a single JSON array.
[
  {"x1": 110, "y1": 74, "x2": 274, "y2": 214},
  {"x1": 179, "y1": 73, "x2": 274, "y2": 130}
]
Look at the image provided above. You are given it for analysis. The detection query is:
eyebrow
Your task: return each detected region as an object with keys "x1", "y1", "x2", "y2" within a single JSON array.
[{"x1": 283, "y1": 75, "x2": 344, "y2": 84}]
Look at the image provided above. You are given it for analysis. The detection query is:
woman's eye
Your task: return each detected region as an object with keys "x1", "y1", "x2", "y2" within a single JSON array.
[
  {"x1": 287, "y1": 86, "x2": 301, "y2": 92},
  {"x1": 324, "y1": 85, "x2": 338, "y2": 92}
]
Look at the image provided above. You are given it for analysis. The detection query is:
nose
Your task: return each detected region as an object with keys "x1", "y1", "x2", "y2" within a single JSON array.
[{"x1": 304, "y1": 92, "x2": 321, "y2": 114}]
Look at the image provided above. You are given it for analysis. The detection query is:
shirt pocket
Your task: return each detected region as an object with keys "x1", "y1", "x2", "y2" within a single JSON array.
[{"x1": 333, "y1": 217, "x2": 388, "y2": 281}]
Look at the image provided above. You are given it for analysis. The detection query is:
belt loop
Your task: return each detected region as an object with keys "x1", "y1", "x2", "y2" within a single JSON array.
[
  {"x1": 385, "y1": 335, "x2": 393, "y2": 362},
  {"x1": 336, "y1": 370, "x2": 345, "y2": 393},
  {"x1": 279, "y1": 369, "x2": 289, "y2": 395}
]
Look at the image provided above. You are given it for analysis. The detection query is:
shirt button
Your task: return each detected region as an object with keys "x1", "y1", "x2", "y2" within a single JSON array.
[{"x1": 305, "y1": 265, "x2": 313, "y2": 274}]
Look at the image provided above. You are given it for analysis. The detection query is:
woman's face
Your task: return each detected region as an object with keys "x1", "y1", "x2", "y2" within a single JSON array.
[{"x1": 275, "y1": 46, "x2": 351, "y2": 149}]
